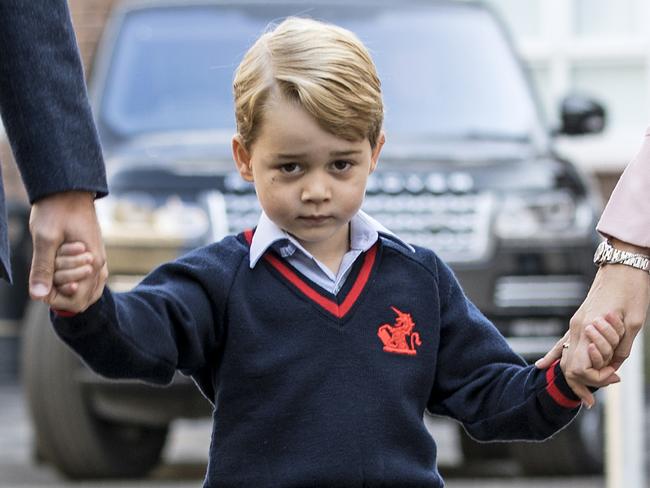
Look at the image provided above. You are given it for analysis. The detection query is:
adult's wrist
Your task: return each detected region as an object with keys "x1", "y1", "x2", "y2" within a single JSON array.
[
  {"x1": 608, "y1": 237, "x2": 650, "y2": 256},
  {"x1": 594, "y1": 238, "x2": 650, "y2": 274},
  {"x1": 31, "y1": 189, "x2": 99, "y2": 206}
]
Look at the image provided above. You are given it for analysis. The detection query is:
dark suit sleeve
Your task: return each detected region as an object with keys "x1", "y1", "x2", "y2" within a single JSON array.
[
  {"x1": 0, "y1": 162, "x2": 7, "y2": 280},
  {"x1": 0, "y1": 0, "x2": 107, "y2": 203}
]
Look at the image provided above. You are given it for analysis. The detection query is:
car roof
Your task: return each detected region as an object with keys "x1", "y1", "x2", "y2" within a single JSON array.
[{"x1": 114, "y1": 0, "x2": 483, "y2": 14}]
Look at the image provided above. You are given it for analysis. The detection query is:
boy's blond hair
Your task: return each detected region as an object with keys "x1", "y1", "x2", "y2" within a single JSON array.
[{"x1": 233, "y1": 17, "x2": 383, "y2": 149}]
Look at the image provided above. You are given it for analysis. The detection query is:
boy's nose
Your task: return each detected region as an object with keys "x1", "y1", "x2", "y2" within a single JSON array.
[{"x1": 300, "y1": 177, "x2": 331, "y2": 203}]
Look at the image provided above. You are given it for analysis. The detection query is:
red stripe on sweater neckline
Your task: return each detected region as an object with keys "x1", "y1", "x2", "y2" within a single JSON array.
[
  {"x1": 243, "y1": 228, "x2": 376, "y2": 319},
  {"x1": 244, "y1": 228, "x2": 254, "y2": 245}
]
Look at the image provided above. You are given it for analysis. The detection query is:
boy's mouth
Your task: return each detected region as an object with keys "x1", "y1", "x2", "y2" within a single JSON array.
[{"x1": 298, "y1": 215, "x2": 332, "y2": 225}]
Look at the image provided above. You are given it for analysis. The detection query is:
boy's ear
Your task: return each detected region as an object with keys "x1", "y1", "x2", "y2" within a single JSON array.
[
  {"x1": 232, "y1": 135, "x2": 254, "y2": 182},
  {"x1": 369, "y1": 131, "x2": 385, "y2": 173}
]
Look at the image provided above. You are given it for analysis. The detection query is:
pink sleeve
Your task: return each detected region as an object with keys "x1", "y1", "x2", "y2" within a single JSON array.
[{"x1": 597, "y1": 128, "x2": 650, "y2": 248}]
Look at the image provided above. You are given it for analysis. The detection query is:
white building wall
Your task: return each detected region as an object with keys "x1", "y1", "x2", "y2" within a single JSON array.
[{"x1": 482, "y1": 0, "x2": 650, "y2": 172}]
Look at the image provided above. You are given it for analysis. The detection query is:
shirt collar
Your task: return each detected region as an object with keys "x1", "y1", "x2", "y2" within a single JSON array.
[
  {"x1": 248, "y1": 210, "x2": 414, "y2": 269},
  {"x1": 354, "y1": 210, "x2": 415, "y2": 253}
]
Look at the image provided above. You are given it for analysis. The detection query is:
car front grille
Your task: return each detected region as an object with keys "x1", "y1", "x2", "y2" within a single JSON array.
[
  {"x1": 363, "y1": 192, "x2": 494, "y2": 263},
  {"x1": 494, "y1": 275, "x2": 588, "y2": 308}
]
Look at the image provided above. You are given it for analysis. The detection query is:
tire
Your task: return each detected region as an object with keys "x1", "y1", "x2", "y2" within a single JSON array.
[
  {"x1": 21, "y1": 302, "x2": 169, "y2": 479},
  {"x1": 511, "y1": 394, "x2": 604, "y2": 475}
]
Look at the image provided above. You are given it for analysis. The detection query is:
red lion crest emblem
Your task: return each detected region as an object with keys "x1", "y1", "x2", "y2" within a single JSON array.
[{"x1": 377, "y1": 306, "x2": 421, "y2": 356}]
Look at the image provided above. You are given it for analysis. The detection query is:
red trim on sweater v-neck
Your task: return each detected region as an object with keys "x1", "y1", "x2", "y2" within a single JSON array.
[{"x1": 243, "y1": 229, "x2": 377, "y2": 319}]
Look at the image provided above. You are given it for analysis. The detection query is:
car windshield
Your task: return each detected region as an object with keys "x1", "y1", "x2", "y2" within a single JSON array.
[{"x1": 100, "y1": 3, "x2": 538, "y2": 145}]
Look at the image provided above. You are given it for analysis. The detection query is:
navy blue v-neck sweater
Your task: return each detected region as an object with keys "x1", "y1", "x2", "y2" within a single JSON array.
[{"x1": 52, "y1": 231, "x2": 581, "y2": 487}]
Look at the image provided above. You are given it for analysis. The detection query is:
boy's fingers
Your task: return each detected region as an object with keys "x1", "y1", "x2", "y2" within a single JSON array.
[
  {"x1": 55, "y1": 252, "x2": 94, "y2": 270},
  {"x1": 604, "y1": 311, "x2": 625, "y2": 339},
  {"x1": 585, "y1": 324, "x2": 614, "y2": 362},
  {"x1": 53, "y1": 266, "x2": 93, "y2": 286},
  {"x1": 47, "y1": 292, "x2": 84, "y2": 314},
  {"x1": 587, "y1": 343, "x2": 605, "y2": 370},
  {"x1": 592, "y1": 316, "x2": 621, "y2": 349},
  {"x1": 584, "y1": 366, "x2": 618, "y2": 386},
  {"x1": 566, "y1": 364, "x2": 616, "y2": 387},
  {"x1": 57, "y1": 241, "x2": 88, "y2": 257},
  {"x1": 56, "y1": 282, "x2": 79, "y2": 297},
  {"x1": 48, "y1": 262, "x2": 108, "y2": 315}
]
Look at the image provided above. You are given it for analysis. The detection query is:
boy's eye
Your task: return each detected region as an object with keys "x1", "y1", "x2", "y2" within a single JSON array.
[
  {"x1": 332, "y1": 160, "x2": 352, "y2": 172},
  {"x1": 279, "y1": 163, "x2": 301, "y2": 174}
]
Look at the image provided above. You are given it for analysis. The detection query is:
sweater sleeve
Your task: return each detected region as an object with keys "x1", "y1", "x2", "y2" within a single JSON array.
[
  {"x1": 427, "y1": 257, "x2": 581, "y2": 442},
  {"x1": 50, "y1": 244, "x2": 243, "y2": 386}
]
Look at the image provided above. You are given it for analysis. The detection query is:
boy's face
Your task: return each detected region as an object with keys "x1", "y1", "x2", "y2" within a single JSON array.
[{"x1": 232, "y1": 96, "x2": 384, "y2": 258}]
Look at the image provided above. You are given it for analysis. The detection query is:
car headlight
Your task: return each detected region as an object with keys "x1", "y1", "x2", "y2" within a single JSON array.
[
  {"x1": 495, "y1": 190, "x2": 593, "y2": 242},
  {"x1": 96, "y1": 194, "x2": 209, "y2": 273}
]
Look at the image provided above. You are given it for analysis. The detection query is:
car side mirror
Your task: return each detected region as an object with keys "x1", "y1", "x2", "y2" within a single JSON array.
[{"x1": 558, "y1": 94, "x2": 606, "y2": 136}]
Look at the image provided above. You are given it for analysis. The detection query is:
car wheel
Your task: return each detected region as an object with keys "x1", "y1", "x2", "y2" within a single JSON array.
[
  {"x1": 511, "y1": 396, "x2": 604, "y2": 475},
  {"x1": 21, "y1": 302, "x2": 169, "y2": 479}
]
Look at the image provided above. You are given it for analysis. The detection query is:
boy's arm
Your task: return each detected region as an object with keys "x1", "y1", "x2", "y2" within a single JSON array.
[
  {"x1": 51, "y1": 249, "x2": 239, "y2": 385},
  {"x1": 427, "y1": 257, "x2": 582, "y2": 442}
]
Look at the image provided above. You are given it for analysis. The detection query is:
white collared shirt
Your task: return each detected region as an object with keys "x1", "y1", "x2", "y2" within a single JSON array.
[{"x1": 249, "y1": 210, "x2": 414, "y2": 294}]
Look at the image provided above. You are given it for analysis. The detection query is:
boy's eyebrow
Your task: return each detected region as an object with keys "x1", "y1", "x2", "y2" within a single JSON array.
[
  {"x1": 330, "y1": 149, "x2": 362, "y2": 156},
  {"x1": 275, "y1": 149, "x2": 362, "y2": 159},
  {"x1": 276, "y1": 153, "x2": 308, "y2": 160}
]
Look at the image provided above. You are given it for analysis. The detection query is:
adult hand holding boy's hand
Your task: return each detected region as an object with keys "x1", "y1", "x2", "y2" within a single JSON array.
[
  {"x1": 48, "y1": 241, "x2": 109, "y2": 313},
  {"x1": 29, "y1": 191, "x2": 107, "y2": 312},
  {"x1": 537, "y1": 251, "x2": 650, "y2": 406},
  {"x1": 573, "y1": 253, "x2": 649, "y2": 370},
  {"x1": 554, "y1": 313, "x2": 623, "y2": 408}
]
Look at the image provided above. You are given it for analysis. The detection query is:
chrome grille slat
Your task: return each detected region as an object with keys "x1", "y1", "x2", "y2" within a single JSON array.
[{"x1": 494, "y1": 275, "x2": 588, "y2": 308}]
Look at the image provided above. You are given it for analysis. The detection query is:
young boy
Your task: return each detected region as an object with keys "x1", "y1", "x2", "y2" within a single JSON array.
[{"x1": 50, "y1": 17, "x2": 621, "y2": 488}]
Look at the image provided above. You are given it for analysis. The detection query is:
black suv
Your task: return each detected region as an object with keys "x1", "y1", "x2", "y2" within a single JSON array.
[{"x1": 20, "y1": 0, "x2": 607, "y2": 479}]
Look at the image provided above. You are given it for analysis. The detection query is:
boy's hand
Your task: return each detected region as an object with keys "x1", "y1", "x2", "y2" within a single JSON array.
[
  {"x1": 53, "y1": 242, "x2": 94, "y2": 295},
  {"x1": 583, "y1": 315, "x2": 623, "y2": 370},
  {"x1": 28, "y1": 191, "x2": 106, "y2": 304},
  {"x1": 557, "y1": 313, "x2": 624, "y2": 408},
  {"x1": 49, "y1": 241, "x2": 108, "y2": 313}
]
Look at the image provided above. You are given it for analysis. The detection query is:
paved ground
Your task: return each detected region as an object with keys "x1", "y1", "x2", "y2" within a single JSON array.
[{"x1": 0, "y1": 382, "x2": 609, "y2": 487}]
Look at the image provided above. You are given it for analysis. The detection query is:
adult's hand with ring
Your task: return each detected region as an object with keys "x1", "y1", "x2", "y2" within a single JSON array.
[{"x1": 539, "y1": 311, "x2": 627, "y2": 407}]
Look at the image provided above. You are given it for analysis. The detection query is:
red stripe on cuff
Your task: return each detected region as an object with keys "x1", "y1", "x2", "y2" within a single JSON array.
[{"x1": 545, "y1": 359, "x2": 581, "y2": 409}]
